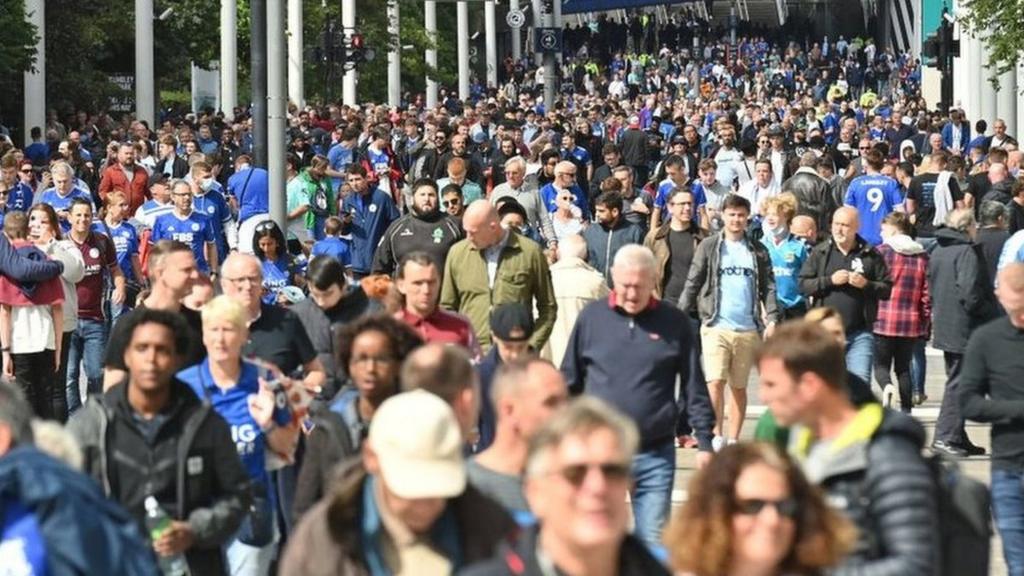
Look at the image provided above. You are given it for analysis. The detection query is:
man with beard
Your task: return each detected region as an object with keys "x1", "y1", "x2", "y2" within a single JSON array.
[
  {"x1": 434, "y1": 133, "x2": 484, "y2": 184},
  {"x1": 98, "y1": 143, "x2": 149, "y2": 215},
  {"x1": 372, "y1": 178, "x2": 462, "y2": 275}
]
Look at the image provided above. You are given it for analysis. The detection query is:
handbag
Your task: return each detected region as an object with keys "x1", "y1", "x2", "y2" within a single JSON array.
[{"x1": 236, "y1": 480, "x2": 275, "y2": 547}]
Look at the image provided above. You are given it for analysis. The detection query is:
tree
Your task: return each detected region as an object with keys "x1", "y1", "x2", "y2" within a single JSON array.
[
  {"x1": 0, "y1": 0, "x2": 38, "y2": 75},
  {"x1": 959, "y1": 0, "x2": 1024, "y2": 88}
]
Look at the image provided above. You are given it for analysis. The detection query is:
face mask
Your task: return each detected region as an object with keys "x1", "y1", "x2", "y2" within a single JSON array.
[{"x1": 763, "y1": 220, "x2": 787, "y2": 239}]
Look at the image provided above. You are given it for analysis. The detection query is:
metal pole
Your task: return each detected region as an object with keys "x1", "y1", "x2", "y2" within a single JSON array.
[
  {"x1": 23, "y1": 0, "x2": 45, "y2": 147},
  {"x1": 457, "y1": 2, "x2": 470, "y2": 100},
  {"x1": 287, "y1": 0, "x2": 304, "y2": 108},
  {"x1": 251, "y1": 0, "x2": 268, "y2": 167},
  {"x1": 135, "y1": 0, "x2": 155, "y2": 128},
  {"x1": 387, "y1": 0, "x2": 401, "y2": 107},
  {"x1": 542, "y1": 1, "x2": 557, "y2": 110},
  {"x1": 425, "y1": 0, "x2": 438, "y2": 108},
  {"x1": 268, "y1": 0, "x2": 287, "y2": 231},
  {"x1": 342, "y1": 0, "x2": 357, "y2": 106},
  {"x1": 221, "y1": 0, "x2": 237, "y2": 120},
  {"x1": 485, "y1": 0, "x2": 497, "y2": 87},
  {"x1": 510, "y1": 0, "x2": 521, "y2": 61}
]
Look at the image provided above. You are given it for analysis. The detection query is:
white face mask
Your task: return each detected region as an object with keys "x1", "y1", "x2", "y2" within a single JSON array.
[
  {"x1": 199, "y1": 178, "x2": 213, "y2": 192},
  {"x1": 763, "y1": 219, "x2": 787, "y2": 239}
]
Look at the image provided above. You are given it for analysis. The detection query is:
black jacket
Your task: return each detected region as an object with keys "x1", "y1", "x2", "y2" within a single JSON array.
[
  {"x1": 459, "y1": 526, "x2": 670, "y2": 576},
  {"x1": 928, "y1": 228, "x2": 998, "y2": 353},
  {"x1": 799, "y1": 236, "x2": 892, "y2": 327},
  {"x1": 371, "y1": 211, "x2": 464, "y2": 275},
  {"x1": 153, "y1": 155, "x2": 190, "y2": 179},
  {"x1": 68, "y1": 380, "x2": 250, "y2": 576},
  {"x1": 976, "y1": 227, "x2": 1010, "y2": 290},
  {"x1": 798, "y1": 407, "x2": 938, "y2": 575},
  {"x1": 781, "y1": 167, "x2": 837, "y2": 241},
  {"x1": 619, "y1": 128, "x2": 648, "y2": 168}
]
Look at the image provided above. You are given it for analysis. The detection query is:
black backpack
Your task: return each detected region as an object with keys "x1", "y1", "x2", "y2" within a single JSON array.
[{"x1": 928, "y1": 453, "x2": 991, "y2": 576}]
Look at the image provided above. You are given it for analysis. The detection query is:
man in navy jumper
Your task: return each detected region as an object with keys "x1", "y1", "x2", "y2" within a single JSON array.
[{"x1": 561, "y1": 244, "x2": 714, "y2": 550}]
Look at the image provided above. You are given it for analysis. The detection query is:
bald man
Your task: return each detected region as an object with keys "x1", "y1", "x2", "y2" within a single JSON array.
[
  {"x1": 400, "y1": 343, "x2": 480, "y2": 439},
  {"x1": 219, "y1": 253, "x2": 325, "y2": 392},
  {"x1": 440, "y1": 200, "x2": 557, "y2": 351},
  {"x1": 961, "y1": 263, "x2": 1024, "y2": 573},
  {"x1": 539, "y1": 160, "x2": 589, "y2": 215},
  {"x1": 799, "y1": 206, "x2": 893, "y2": 382},
  {"x1": 790, "y1": 214, "x2": 818, "y2": 246}
]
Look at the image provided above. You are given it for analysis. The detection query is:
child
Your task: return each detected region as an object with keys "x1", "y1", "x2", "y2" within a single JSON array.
[
  {"x1": 310, "y1": 216, "x2": 352, "y2": 269},
  {"x1": 0, "y1": 211, "x2": 64, "y2": 419}
]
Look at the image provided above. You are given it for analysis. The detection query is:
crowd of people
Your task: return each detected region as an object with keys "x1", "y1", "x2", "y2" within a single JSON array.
[{"x1": 2, "y1": 16, "x2": 1024, "y2": 576}]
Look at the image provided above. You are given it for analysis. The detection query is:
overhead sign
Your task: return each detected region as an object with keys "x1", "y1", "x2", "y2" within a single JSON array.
[{"x1": 534, "y1": 27, "x2": 562, "y2": 53}]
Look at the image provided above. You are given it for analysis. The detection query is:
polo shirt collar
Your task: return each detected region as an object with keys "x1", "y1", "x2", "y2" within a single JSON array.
[{"x1": 607, "y1": 291, "x2": 659, "y2": 313}]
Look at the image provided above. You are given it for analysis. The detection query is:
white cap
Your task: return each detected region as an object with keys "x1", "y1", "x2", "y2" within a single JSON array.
[{"x1": 368, "y1": 390, "x2": 467, "y2": 499}]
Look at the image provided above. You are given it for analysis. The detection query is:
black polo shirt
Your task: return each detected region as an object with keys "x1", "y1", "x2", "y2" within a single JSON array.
[{"x1": 244, "y1": 303, "x2": 316, "y2": 375}]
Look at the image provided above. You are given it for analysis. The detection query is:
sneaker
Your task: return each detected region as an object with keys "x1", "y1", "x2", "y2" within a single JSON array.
[
  {"x1": 882, "y1": 385, "x2": 896, "y2": 409},
  {"x1": 913, "y1": 392, "x2": 928, "y2": 406},
  {"x1": 962, "y1": 442, "x2": 987, "y2": 457},
  {"x1": 712, "y1": 435, "x2": 726, "y2": 453},
  {"x1": 675, "y1": 435, "x2": 699, "y2": 449},
  {"x1": 931, "y1": 440, "x2": 968, "y2": 458}
]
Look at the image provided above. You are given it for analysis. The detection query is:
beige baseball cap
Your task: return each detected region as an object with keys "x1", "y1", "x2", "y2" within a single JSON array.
[{"x1": 368, "y1": 390, "x2": 467, "y2": 499}]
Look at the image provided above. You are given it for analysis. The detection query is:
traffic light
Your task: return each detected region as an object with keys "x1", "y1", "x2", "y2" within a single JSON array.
[{"x1": 345, "y1": 33, "x2": 375, "y2": 66}]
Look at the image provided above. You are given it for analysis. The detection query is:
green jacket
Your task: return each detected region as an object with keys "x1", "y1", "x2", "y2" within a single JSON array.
[
  {"x1": 440, "y1": 231, "x2": 557, "y2": 351},
  {"x1": 298, "y1": 169, "x2": 336, "y2": 229}
]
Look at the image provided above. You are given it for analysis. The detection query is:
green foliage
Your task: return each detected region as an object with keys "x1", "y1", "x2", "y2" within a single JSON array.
[
  {"x1": 0, "y1": 0, "x2": 38, "y2": 75},
  {"x1": 960, "y1": 0, "x2": 1024, "y2": 89}
]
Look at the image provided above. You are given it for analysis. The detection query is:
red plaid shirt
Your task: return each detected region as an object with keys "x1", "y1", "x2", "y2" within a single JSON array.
[{"x1": 873, "y1": 244, "x2": 931, "y2": 337}]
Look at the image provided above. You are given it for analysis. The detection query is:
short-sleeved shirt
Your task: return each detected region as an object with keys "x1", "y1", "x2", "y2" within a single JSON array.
[
  {"x1": 712, "y1": 239, "x2": 757, "y2": 331},
  {"x1": 69, "y1": 231, "x2": 117, "y2": 321},
  {"x1": 907, "y1": 173, "x2": 964, "y2": 238},
  {"x1": 245, "y1": 303, "x2": 317, "y2": 375},
  {"x1": 92, "y1": 220, "x2": 139, "y2": 283},
  {"x1": 845, "y1": 174, "x2": 904, "y2": 245},
  {"x1": 37, "y1": 187, "x2": 93, "y2": 233},
  {"x1": 134, "y1": 199, "x2": 174, "y2": 229},
  {"x1": 178, "y1": 359, "x2": 291, "y2": 485},
  {"x1": 285, "y1": 177, "x2": 310, "y2": 242},
  {"x1": 151, "y1": 211, "x2": 217, "y2": 273},
  {"x1": 311, "y1": 236, "x2": 352, "y2": 267},
  {"x1": 104, "y1": 304, "x2": 203, "y2": 370},
  {"x1": 191, "y1": 190, "x2": 233, "y2": 260}
]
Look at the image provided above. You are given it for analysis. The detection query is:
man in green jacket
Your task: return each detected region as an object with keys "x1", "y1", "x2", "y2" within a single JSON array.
[{"x1": 440, "y1": 201, "x2": 557, "y2": 351}]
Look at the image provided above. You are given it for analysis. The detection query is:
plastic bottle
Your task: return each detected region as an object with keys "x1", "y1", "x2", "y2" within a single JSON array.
[{"x1": 144, "y1": 496, "x2": 190, "y2": 576}]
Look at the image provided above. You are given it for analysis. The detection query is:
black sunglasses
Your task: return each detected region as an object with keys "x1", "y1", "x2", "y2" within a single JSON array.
[
  {"x1": 736, "y1": 497, "x2": 799, "y2": 518},
  {"x1": 556, "y1": 462, "x2": 630, "y2": 487},
  {"x1": 443, "y1": 199, "x2": 461, "y2": 207}
]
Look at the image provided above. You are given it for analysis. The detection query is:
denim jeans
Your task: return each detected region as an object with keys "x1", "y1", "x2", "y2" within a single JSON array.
[
  {"x1": 630, "y1": 441, "x2": 675, "y2": 550},
  {"x1": 66, "y1": 319, "x2": 108, "y2": 414},
  {"x1": 911, "y1": 337, "x2": 927, "y2": 396},
  {"x1": 992, "y1": 468, "x2": 1024, "y2": 576},
  {"x1": 845, "y1": 330, "x2": 874, "y2": 385}
]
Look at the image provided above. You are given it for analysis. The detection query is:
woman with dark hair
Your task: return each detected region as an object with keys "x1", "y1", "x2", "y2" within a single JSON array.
[
  {"x1": 291, "y1": 255, "x2": 380, "y2": 398},
  {"x1": 292, "y1": 313, "x2": 421, "y2": 520},
  {"x1": 665, "y1": 442, "x2": 855, "y2": 576},
  {"x1": 252, "y1": 219, "x2": 302, "y2": 306}
]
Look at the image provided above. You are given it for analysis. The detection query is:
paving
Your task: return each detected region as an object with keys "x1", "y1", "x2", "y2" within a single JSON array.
[{"x1": 670, "y1": 346, "x2": 1007, "y2": 575}]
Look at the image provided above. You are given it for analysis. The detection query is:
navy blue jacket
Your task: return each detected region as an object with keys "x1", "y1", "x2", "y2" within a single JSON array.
[
  {"x1": 561, "y1": 294, "x2": 715, "y2": 451},
  {"x1": 0, "y1": 233, "x2": 62, "y2": 283},
  {"x1": 0, "y1": 447, "x2": 158, "y2": 575}
]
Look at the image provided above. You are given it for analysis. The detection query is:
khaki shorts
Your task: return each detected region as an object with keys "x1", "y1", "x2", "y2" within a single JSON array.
[{"x1": 700, "y1": 325, "x2": 760, "y2": 389}]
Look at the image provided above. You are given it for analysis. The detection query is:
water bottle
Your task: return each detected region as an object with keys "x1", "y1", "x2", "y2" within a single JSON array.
[{"x1": 144, "y1": 496, "x2": 190, "y2": 576}]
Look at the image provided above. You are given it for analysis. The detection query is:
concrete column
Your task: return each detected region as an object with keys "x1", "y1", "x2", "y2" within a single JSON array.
[
  {"x1": 510, "y1": 0, "x2": 521, "y2": 61},
  {"x1": 980, "y1": 33, "x2": 998, "y2": 124},
  {"x1": 221, "y1": 0, "x2": 237, "y2": 119},
  {"x1": 961, "y1": 28, "x2": 981, "y2": 121},
  {"x1": 1017, "y1": 64, "x2": 1024, "y2": 140},
  {"x1": 484, "y1": 0, "x2": 498, "y2": 87},
  {"x1": 135, "y1": 0, "x2": 155, "y2": 128},
  {"x1": 457, "y1": 2, "x2": 470, "y2": 99},
  {"x1": 342, "y1": 0, "x2": 357, "y2": 106},
  {"x1": 998, "y1": 67, "x2": 1017, "y2": 138},
  {"x1": 23, "y1": 0, "x2": 45, "y2": 146},
  {"x1": 387, "y1": 0, "x2": 401, "y2": 107},
  {"x1": 268, "y1": 0, "x2": 287, "y2": 230},
  {"x1": 287, "y1": 0, "x2": 304, "y2": 108},
  {"x1": 425, "y1": 0, "x2": 438, "y2": 108}
]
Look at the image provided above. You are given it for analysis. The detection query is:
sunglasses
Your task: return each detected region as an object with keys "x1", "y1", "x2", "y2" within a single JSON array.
[
  {"x1": 555, "y1": 462, "x2": 630, "y2": 487},
  {"x1": 443, "y1": 199, "x2": 461, "y2": 207},
  {"x1": 858, "y1": 146, "x2": 871, "y2": 151},
  {"x1": 256, "y1": 221, "x2": 277, "y2": 232},
  {"x1": 735, "y1": 497, "x2": 799, "y2": 518}
]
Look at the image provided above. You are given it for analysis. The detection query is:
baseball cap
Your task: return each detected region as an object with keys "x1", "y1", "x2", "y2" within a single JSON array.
[
  {"x1": 490, "y1": 303, "x2": 533, "y2": 342},
  {"x1": 368, "y1": 390, "x2": 466, "y2": 499}
]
